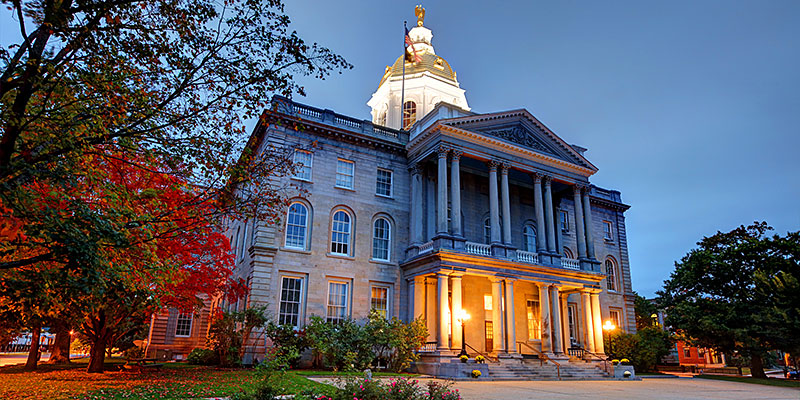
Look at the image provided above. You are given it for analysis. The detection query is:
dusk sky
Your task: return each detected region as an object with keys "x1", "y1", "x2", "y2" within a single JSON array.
[
  {"x1": 3, "y1": 1, "x2": 799, "y2": 297},
  {"x1": 279, "y1": 0, "x2": 800, "y2": 297}
]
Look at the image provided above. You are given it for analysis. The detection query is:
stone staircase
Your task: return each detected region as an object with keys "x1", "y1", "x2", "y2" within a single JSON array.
[{"x1": 486, "y1": 358, "x2": 612, "y2": 381}]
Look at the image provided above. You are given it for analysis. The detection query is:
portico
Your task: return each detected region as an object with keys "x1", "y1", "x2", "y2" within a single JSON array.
[{"x1": 404, "y1": 252, "x2": 606, "y2": 359}]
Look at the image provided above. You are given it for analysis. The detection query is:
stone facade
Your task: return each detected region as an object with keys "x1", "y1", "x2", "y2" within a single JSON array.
[{"x1": 147, "y1": 8, "x2": 636, "y2": 371}]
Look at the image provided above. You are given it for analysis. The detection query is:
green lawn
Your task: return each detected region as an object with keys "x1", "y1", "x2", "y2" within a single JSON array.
[
  {"x1": 0, "y1": 359, "x2": 331, "y2": 400},
  {"x1": 696, "y1": 374, "x2": 800, "y2": 388}
]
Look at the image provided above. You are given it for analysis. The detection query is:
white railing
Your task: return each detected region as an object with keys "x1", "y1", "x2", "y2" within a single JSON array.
[
  {"x1": 516, "y1": 250, "x2": 539, "y2": 264},
  {"x1": 561, "y1": 258, "x2": 580, "y2": 270},
  {"x1": 465, "y1": 242, "x2": 491, "y2": 256},
  {"x1": 418, "y1": 241, "x2": 434, "y2": 254}
]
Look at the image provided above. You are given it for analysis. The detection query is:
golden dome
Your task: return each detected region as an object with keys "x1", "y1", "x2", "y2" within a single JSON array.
[{"x1": 378, "y1": 52, "x2": 458, "y2": 88}]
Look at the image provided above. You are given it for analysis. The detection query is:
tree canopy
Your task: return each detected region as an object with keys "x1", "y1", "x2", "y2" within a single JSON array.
[
  {"x1": 0, "y1": 0, "x2": 350, "y2": 372},
  {"x1": 657, "y1": 222, "x2": 800, "y2": 378}
]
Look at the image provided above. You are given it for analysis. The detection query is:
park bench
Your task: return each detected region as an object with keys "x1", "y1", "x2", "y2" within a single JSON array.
[{"x1": 124, "y1": 358, "x2": 165, "y2": 371}]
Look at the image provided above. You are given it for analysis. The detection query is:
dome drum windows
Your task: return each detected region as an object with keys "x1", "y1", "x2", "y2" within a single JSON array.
[{"x1": 402, "y1": 101, "x2": 416, "y2": 130}]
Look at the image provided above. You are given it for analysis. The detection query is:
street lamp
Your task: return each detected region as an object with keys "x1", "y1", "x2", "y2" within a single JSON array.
[
  {"x1": 457, "y1": 309, "x2": 471, "y2": 357},
  {"x1": 602, "y1": 320, "x2": 616, "y2": 359}
]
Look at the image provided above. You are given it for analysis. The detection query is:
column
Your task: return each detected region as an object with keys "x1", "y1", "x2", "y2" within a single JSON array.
[
  {"x1": 491, "y1": 277, "x2": 504, "y2": 353},
  {"x1": 550, "y1": 285, "x2": 563, "y2": 355},
  {"x1": 582, "y1": 188, "x2": 596, "y2": 260},
  {"x1": 450, "y1": 150, "x2": 463, "y2": 237},
  {"x1": 436, "y1": 146, "x2": 449, "y2": 235},
  {"x1": 436, "y1": 273, "x2": 450, "y2": 351},
  {"x1": 488, "y1": 161, "x2": 501, "y2": 244},
  {"x1": 581, "y1": 291, "x2": 595, "y2": 352},
  {"x1": 501, "y1": 163, "x2": 512, "y2": 245},
  {"x1": 425, "y1": 168, "x2": 436, "y2": 240},
  {"x1": 538, "y1": 284, "x2": 552, "y2": 354},
  {"x1": 573, "y1": 185, "x2": 587, "y2": 258},
  {"x1": 590, "y1": 292, "x2": 605, "y2": 354},
  {"x1": 413, "y1": 276, "x2": 426, "y2": 321},
  {"x1": 533, "y1": 173, "x2": 547, "y2": 253},
  {"x1": 504, "y1": 279, "x2": 517, "y2": 353},
  {"x1": 450, "y1": 275, "x2": 463, "y2": 351},
  {"x1": 410, "y1": 164, "x2": 424, "y2": 244},
  {"x1": 408, "y1": 278, "x2": 416, "y2": 322},
  {"x1": 560, "y1": 293, "x2": 570, "y2": 349},
  {"x1": 543, "y1": 176, "x2": 557, "y2": 253}
]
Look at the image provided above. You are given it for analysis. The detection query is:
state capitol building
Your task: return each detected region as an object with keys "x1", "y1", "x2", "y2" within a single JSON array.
[{"x1": 147, "y1": 7, "x2": 635, "y2": 378}]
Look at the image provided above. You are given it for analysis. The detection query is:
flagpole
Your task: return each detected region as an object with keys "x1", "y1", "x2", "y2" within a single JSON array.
[{"x1": 401, "y1": 20, "x2": 407, "y2": 130}]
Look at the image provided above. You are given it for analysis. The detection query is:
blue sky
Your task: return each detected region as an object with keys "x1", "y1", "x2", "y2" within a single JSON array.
[
  {"x1": 3, "y1": 1, "x2": 799, "y2": 297},
  {"x1": 281, "y1": 0, "x2": 800, "y2": 297}
]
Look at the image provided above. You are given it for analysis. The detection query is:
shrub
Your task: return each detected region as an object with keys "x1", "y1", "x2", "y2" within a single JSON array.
[
  {"x1": 264, "y1": 322, "x2": 309, "y2": 368},
  {"x1": 124, "y1": 346, "x2": 144, "y2": 360},
  {"x1": 208, "y1": 310, "x2": 241, "y2": 367},
  {"x1": 187, "y1": 348, "x2": 218, "y2": 365},
  {"x1": 605, "y1": 327, "x2": 673, "y2": 371},
  {"x1": 320, "y1": 377, "x2": 460, "y2": 400}
]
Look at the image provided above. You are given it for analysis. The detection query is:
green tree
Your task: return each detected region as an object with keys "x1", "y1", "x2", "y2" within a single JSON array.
[
  {"x1": 657, "y1": 222, "x2": 800, "y2": 378},
  {"x1": 633, "y1": 292, "x2": 658, "y2": 330}
]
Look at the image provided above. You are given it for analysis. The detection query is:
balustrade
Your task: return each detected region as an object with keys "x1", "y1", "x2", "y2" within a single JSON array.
[
  {"x1": 561, "y1": 257, "x2": 580, "y2": 270},
  {"x1": 516, "y1": 250, "x2": 539, "y2": 264},
  {"x1": 418, "y1": 241, "x2": 434, "y2": 254},
  {"x1": 465, "y1": 242, "x2": 491, "y2": 256}
]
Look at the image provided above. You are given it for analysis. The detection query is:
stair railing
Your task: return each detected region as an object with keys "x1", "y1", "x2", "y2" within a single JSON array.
[
  {"x1": 464, "y1": 342, "x2": 498, "y2": 363},
  {"x1": 581, "y1": 348, "x2": 611, "y2": 376},
  {"x1": 517, "y1": 341, "x2": 561, "y2": 381}
]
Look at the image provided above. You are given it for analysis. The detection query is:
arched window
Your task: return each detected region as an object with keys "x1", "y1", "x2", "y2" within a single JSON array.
[
  {"x1": 403, "y1": 101, "x2": 417, "y2": 130},
  {"x1": 331, "y1": 210, "x2": 352, "y2": 255},
  {"x1": 484, "y1": 218, "x2": 491, "y2": 244},
  {"x1": 285, "y1": 203, "x2": 309, "y2": 249},
  {"x1": 523, "y1": 224, "x2": 537, "y2": 252},
  {"x1": 606, "y1": 258, "x2": 617, "y2": 291},
  {"x1": 372, "y1": 218, "x2": 391, "y2": 261}
]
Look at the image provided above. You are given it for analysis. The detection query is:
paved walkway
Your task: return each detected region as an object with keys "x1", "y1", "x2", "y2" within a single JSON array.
[{"x1": 447, "y1": 377, "x2": 799, "y2": 400}]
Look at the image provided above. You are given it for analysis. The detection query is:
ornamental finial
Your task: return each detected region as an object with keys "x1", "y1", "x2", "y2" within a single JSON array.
[{"x1": 415, "y1": 5, "x2": 425, "y2": 27}]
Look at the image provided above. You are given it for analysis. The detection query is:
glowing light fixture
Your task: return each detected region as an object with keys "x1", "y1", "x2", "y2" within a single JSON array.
[{"x1": 603, "y1": 320, "x2": 616, "y2": 331}]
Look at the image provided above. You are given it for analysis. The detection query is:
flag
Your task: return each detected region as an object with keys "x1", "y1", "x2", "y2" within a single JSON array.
[{"x1": 404, "y1": 27, "x2": 422, "y2": 63}]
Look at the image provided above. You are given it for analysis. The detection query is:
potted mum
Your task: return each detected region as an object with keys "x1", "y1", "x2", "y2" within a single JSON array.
[
  {"x1": 475, "y1": 355, "x2": 485, "y2": 364},
  {"x1": 460, "y1": 355, "x2": 469, "y2": 363},
  {"x1": 471, "y1": 369, "x2": 481, "y2": 378},
  {"x1": 613, "y1": 358, "x2": 636, "y2": 379}
]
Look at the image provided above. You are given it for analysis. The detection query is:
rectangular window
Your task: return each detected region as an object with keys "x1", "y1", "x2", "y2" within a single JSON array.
[
  {"x1": 370, "y1": 285, "x2": 389, "y2": 318},
  {"x1": 326, "y1": 281, "x2": 349, "y2": 324},
  {"x1": 279, "y1": 277, "x2": 303, "y2": 328},
  {"x1": 526, "y1": 300, "x2": 540, "y2": 340},
  {"x1": 293, "y1": 149, "x2": 313, "y2": 181},
  {"x1": 684, "y1": 348, "x2": 691, "y2": 358},
  {"x1": 484, "y1": 294, "x2": 492, "y2": 311},
  {"x1": 175, "y1": 313, "x2": 192, "y2": 337},
  {"x1": 335, "y1": 159, "x2": 355, "y2": 189},
  {"x1": 610, "y1": 309, "x2": 622, "y2": 330},
  {"x1": 603, "y1": 220, "x2": 613, "y2": 240},
  {"x1": 376, "y1": 169, "x2": 392, "y2": 197},
  {"x1": 559, "y1": 210, "x2": 569, "y2": 233}
]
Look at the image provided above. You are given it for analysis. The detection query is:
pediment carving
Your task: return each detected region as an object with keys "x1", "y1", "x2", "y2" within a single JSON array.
[{"x1": 478, "y1": 124, "x2": 558, "y2": 157}]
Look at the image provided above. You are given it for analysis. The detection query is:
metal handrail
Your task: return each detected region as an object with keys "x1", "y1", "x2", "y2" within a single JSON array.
[
  {"x1": 464, "y1": 343, "x2": 498, "y2": 363},
  {"x1": 518, "y1": 341, "x2": 561, "y2": 380},
  {"x1": 581, "y1": 348, "x2": 611, "y2": 376}
]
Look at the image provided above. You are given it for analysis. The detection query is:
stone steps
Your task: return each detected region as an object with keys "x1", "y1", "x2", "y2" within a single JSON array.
[{"x1": 486, "y1": 359, "x2": 612, "y2": 381}]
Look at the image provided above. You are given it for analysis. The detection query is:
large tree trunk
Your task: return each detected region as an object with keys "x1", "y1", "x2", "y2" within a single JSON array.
[
  {"x1": 750, "y1": 353, "x2": 767, "y2": 379},
  {"x1": 87, "y1": 335, "x2": 108, "y2": 373},
  {"x1": 46, "y1": 323, "x2": 71, "y2": 364},
  {"x1": 24, "y1": 325, "x2": 41, "y2": 370}
]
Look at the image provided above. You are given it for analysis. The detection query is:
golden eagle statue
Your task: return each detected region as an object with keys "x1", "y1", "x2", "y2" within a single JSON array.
[{"x1": 415, "y1": 5, "x2": 425, "y2": 27}]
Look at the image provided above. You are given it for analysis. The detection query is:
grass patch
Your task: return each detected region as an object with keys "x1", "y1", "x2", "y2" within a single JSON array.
[
  {"x1": 0, "y1": 361, "x2": 333, "y2": 399},
  {"x1": 696, "y1": 374, "x2": 800, "y2": 388},
  {"x1": 293, "y1": 369, "x2": 419, "y2": 377}
]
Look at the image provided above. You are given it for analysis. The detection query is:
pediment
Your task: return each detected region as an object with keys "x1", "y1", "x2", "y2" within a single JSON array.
[{"x1": 443, "y1": 111, "x2": 596, "y2": 171}]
